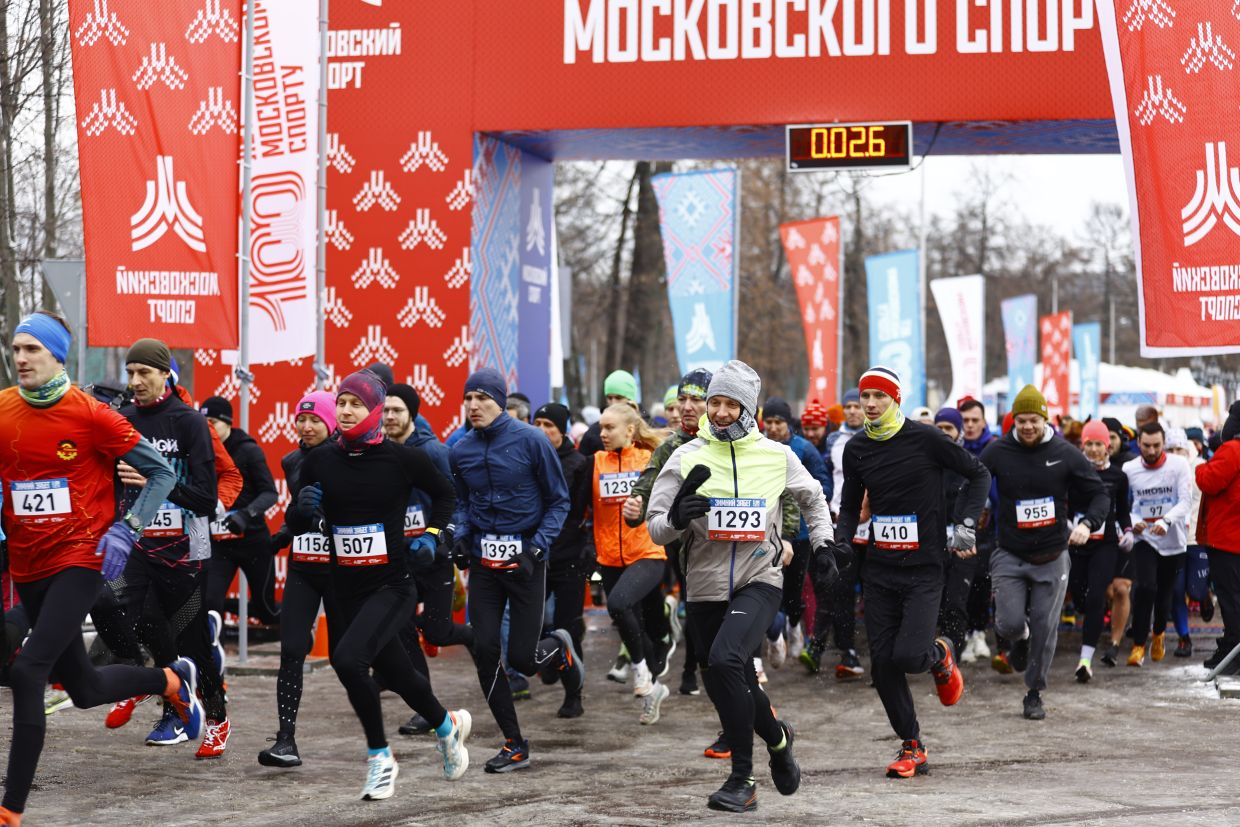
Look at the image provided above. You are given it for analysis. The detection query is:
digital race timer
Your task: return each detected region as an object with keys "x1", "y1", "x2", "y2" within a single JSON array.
[{"x1": 786, "y1": 122, "x2": 913, "y2": 173}]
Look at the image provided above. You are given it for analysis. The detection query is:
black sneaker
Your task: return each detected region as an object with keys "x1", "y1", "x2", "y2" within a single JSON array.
[
  {"x1": 798, "y1": 637, "x2": 825, "y2": 674},
  {"x1": 398, "y1": 714, "x2": 432, "y2": 736},
  {"x1": 1203, "y1": 647, "x2": 1226, "y2": 670},
  {"x1": 509, "y1": 671, "x2": 531, "y2": 701},
  {"x1": 679, "y1": 670, "x2": 700, "y2": 696},
  {"x1": 1010, "y1": 636, "x2": 1030, "y2": 673},
  {"x1": 484, "y1": 739, "x2": 530, "y2": 773},
  {"x1": 767, "y1": 720, "x2": 800, "y2": 795},
  {"x1": 1022, "y1": 690, "x2": 1045, "y2": 720},
  {"x1": 1174, "y1": 636, "x2": 1193, "y2": 658},
  {"x1": 257, "y1": 730, "x2": 301, "y2": 767},
  {"x1": 551, "y1": 629, "x2": 585, "y2": 694},
  {"x1": 649, "y1": 639, "x2": 671, "y2": 680},
  {"x1": 1201, "y1": 595, "x2": 1215, "y2": 623},
  {"x1": 703, "y1": 732, "x2": 731, "y2": 760},
  {"x1": 556, "y1": 694, "x2": 583, "y2": 719},
  {"x1": 707, "y1": 774, "x2": 757, "y2": 812},
  {"x1": 540, "y1": 662, "x2": 561, "y2": 685},
  {"x1": 1101, "y1": 642, "x2": 1120, "y2": 667}
]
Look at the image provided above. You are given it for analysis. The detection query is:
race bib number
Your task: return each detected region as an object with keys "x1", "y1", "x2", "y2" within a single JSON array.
[
  {"x1": 10, "y1": 478, "x2": 71, "y2": 518},
  {"x1": 873, "y1": 515, "x2": 919, "y2": 551},
  {"x1": 1016, "y1": 497, "x2": 1055, "y2": 529},
  {"x1": 209, "y1": 516, "x2": 239, "y2": 542},
  {"x1": 291, "y1": 533, "x2": 331, "y2": 564},
  {"x1": 1073, "y1": 513, "x2": 1104, "y2": 542},
  {"x1": 1137, "y1": 496, "x2": 1173, "y2": 521},
  {"x1": 707, "y1": 498, "x2": 767, "y2": 542},
  {"x1": 403, "y1": 505, "x2": 426, "y2": 538},
  {"x1": 853, "y1": 519, "x2": 870, "y2": 545},
  {"x1": 146, "y1": 501, "x2": 185, "y2": 537},
  {"x1": 599, "y1": 471, "x2": 639, "y2": 503},
  {"x1": 480, "y1": 534, "x2": 522, "y2": 569},
  {"x1": 332, "y1": 524, "x2": 388, "y2": 567}
]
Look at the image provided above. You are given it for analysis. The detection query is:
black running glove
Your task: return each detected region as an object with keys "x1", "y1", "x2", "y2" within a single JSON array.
[
  {"x1": 669, "y1": 465, "x2": 712, "y2": 530},
  {"x1": 451, "y1": 539, "x2": 471, "y2": 570},
  {"x1": 812, "y1": 545, "x2": 840, "y2": 591}
]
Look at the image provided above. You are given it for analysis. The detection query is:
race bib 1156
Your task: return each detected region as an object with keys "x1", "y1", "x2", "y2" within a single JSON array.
[{"x1": 291, "y1": 533, "x2": 330, "y2": 564}]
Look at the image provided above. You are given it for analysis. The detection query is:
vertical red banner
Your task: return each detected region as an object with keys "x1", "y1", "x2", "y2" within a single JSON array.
[
  {"x1": 1039, "y1": 311, "x2": 1073, "y2": 422},
  {"x1": 1098, "y1": 1, "x2": 1240, "y2": 356},
  {"x1": 70, "y1": 0, "x2": 242, "y2": 348},
  {"x1": 779, "y1": 217, "x2": 841, "y2": 405}
]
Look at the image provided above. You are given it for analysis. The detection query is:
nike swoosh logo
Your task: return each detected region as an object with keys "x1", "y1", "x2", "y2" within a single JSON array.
[
  {"x1": 1046, "y1": 460, "x2": 1062, "y2": 466},
  {"x1": 730, "y1": 610, "x2": 746, "y2": 615}
]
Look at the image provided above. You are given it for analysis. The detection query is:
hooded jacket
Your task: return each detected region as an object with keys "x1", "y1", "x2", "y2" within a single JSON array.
[
  {"x1": 1196, "y1": 438, "x2": 1240, "y2": 554},
  {"x1": 549, "y1": 436, "x2": 592, "y2": 565},
  {"x1": 593, "y1": 445, "x2": 665, "y2": 568},
  {"x1": 646, "y1": 422, "x2": 833, "y2": 603}
]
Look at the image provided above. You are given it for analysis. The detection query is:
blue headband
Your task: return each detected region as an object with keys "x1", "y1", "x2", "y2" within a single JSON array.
[{"x1": 15, "y1": 313, "x2": 70, "y2": 364}]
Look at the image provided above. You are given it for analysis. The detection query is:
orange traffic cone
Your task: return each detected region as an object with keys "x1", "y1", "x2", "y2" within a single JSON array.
[{"x1": 309, "y1": 613, "x2": 330, "y2": 659}]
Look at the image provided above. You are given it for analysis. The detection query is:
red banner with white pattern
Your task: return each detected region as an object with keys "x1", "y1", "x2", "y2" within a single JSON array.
[
  {"x1": 1039, "y1": 311, "x2": 1072, "y2": 421},
  {"x1": 779, "y1": 217, "x2": 841, "y2": 405},
  {"x1": 70, "y1": 0, "x2": 242, "y2": 349},
  {"x1": 1098, "y1": 0, "x2": 1240, "y2": 355}
]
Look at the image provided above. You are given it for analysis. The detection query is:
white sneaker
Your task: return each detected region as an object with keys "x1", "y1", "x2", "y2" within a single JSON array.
[
  {"x1": 973, "y1": 631, "x2": 991, "y2": 660},
  {"x1": 607, "y1": 646, "x2": 631, "y2": 683},
  {"x1": 787, "y1": 623, "x2": 805, "y2": 661},
  {"x1": 754, "y1": 657, "x2": 768, "y2": 685},
  {"x1": 769, "y1": 634, "x2": 787, "y2": 669},
  {"x1": 44, "y1": 686, "x2": 72, "y2": 716},
  {"x1": 665, "y1": 594, "x2": 683, "y2": 644},
  {"x1": 632, "y1": 659, "x2": 654, "y2": 697},
  {"x1": 436, "y1": 709, "x2": 471, "y2": 781},
  {"x1": 639, "y1": 681, "x2": 669, "y2": 725},
  {"x1": 961, "y1": 632, "x2": 979, "y2": 664},
  {"x1": 361, "y1": 750, "x2": 399, "y2": 800}
]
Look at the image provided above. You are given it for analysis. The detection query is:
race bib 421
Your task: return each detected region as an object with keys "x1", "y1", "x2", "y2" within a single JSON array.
[{"x1": 10, "y1": 478, "x2": 71, "y2": 518}]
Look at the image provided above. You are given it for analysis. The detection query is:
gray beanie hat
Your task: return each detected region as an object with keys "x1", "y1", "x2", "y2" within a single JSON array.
[{"x1": 706, "y1": 360, "x2": 761, "y2": 415}]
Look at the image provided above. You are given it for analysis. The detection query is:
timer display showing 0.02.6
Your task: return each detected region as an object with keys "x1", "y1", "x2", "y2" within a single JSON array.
[{"x1": 786, "y1": 122, "x2": 912, "y2": 172}]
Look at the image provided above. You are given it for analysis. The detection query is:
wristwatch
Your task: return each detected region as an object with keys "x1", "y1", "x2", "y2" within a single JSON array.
[
  {"x1": 961, "y1": 517, "x2": 976, "y2": 529},
  {"x1": 530, "y1": 545, "x2": 547, "y2": 563},
  {"x1": 121, "y1": 511, "x2": 144, "y2": 537}
]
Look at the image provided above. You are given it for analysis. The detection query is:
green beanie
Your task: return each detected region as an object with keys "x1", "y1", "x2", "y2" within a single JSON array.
[
  {"x1": 1011, "y1": 384, "x2": 1048, "y2": 420},
  {"x1": 604, "y1": 369, "x2": 638, "y2": 402},
  {"x1": 663, "y1": 385, "x2": 678, "y2": 409}
]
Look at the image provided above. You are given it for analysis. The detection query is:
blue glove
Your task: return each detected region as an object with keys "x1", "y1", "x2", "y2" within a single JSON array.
[
  {"x1": 296, "y1": 483, "x2": 322, "y2": 517},
  {"x1": 407, "y1": 534, "x2": 437, "y2": 570},
  {"x1": 96, "y1": 522, "x2": 137, "y2": 580}
]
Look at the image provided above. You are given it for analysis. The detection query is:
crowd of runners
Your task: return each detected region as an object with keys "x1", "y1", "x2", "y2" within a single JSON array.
[{"x1": 0, "y1": 309, "x2": 1238, "y2": 821}]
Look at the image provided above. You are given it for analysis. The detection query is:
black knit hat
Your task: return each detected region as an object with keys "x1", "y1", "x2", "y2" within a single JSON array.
[
  {"x1": 534, "y1": 402, "x2": 570, "y2": 435},
  {"x1": 365, "y1": 362, "x2": 394, "y2": 389},
  {"x1": 200, "y1": 395, "x2": 233, "y2": 425},
  {"x1": 386, "y1": 383, "x2": 421, "y2": 420},
  {"x1": 762, "y1": 396, "x2": 793, "y2": 424}
]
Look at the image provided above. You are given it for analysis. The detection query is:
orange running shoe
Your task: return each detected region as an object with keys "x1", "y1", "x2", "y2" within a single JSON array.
[
  {"x1": 195, "y1": 718, "x2": 230, "y2": 759},
  {"x1": 991, "y1": 651, "x2": 1014, "y2": 674},
  {"x1": 931, "y1": 638, "x2": 964, "y2": 706},
  {"x1": 886, "y1": 739, "x2": 928, "y2": 778},
  {"x1": 105, "y1": 694, "x2": 152, "y2": 729},
  {"x1": 0, "y1": 805, "x2": 21, "y2": 825},
  {"x1": 704, "y1": 732, "x2": 731, "y2": 760}
]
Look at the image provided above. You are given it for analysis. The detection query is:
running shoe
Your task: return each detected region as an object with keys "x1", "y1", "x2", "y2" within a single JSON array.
[
  {"x1": 649, "y1": 638, "x2": 674, "y2": 680},
  {"x1": 1151, "y1": 632, "x2": 1166, "y2": 662},
  {"x1": 551, "y1": 628, "x2": 584, "y2": 693},
  {"x1": 639, "y1": 681, "x2": 669, "y2": 725},
  {"x1": 195, "y1": 717, "x2": 230, "y2": 759},
  {"x1": 105, "y1": 694, "x2": 151, "y2": 729},
  {"x1": 960, "y1": 633, "x2": 978, "y2": 664},
  {"x1": 755, "y1": 657, "x2": 768, "y2": 685},
  {"x1": 704, "y1": 732, "x2": 731, "y2": 760},
  {"x1": 1127, "y1": 644, "x2": 1146, "y2": 667},
  {"x1": 398, "y1": 713, "x2": 432, "y2": 736},
  {"x1": 707, "y1": 775, "x2": 758, "y2": 813},
  {"x1": 991, "y1": 651, "x2": 1014, "y2": 674},
  {"x1": 886, "y1": 739, "x2": 928, "y2": 778},
  {"x1": 768, "y1": 634, "x2": 787, "y2": 669},
  {"x1": 632, "y1": 660, "x2": 654, "y2": 697},
  {"x1": 767, "y1": 720, "x2": 800, "y2": 795},
  {"x1": 1174, "y1": 636, "x2": 1193, "y2": 658},
  {"x1": 484, "y1": 738, "x2": 530, "y2": 773},
  {"x1": 787, "y1": 623, "x2": 805, "y2": 660},
  {"x1": 1009, "y1": 636, "x2": 1030, "y2": 673},
  {"x1": 557, "y1": 693, "x2": 584, "y2": 719},
  {"x1": 44, "y1": 685, "x2": 72, "y2": 716},
  {"x1": 257, "y1": 730, "x2": 301, "y2": 767},
  {"x1": 508, "y1": 670, "x2": 531, "y2": 701},
  {"x1": 1101, "y1": 642, "x2": 1121, "y2": 667},
  {"x1": 360, "y1": 750, "x2": 398, "y2": 799},
  {"x1": 971, "y1": 631, "x2": 992, "y2": 660},
  {"x1": 836, "y1": 649, "x2": 865, "y2": 680},
  {"x1": 165, "y1": 656, "x2": 205, "y2": 740},
  {"x1": 207, "y1": 609, "x2": 226, "y2": 680},
  {"x1": 145, "y1": 704, "x2": 188, "y2": 746},
  {"x1": 799, "y1": 638, "x2": 824, "y2": 674},
  {"x1": 1075, "y1": 659, "x2": 1092, "y2": 683},
  {"x1": 1201, "y1": 594, "x2": 1215, "y2": 623},
  {"x1": 1203, "y1": 647, "x2": 1226, "y2": 670},
  {"x1": 1022, "y1": 689, "x2": 1046, "y2": 720},
  {"x1": 0, "y1": 805, "x2": 19, "y2": 825},
  {"x1": 930, "y1": 638, "x2": 964, "y2": 706},
  {"x1": 539, "y1": 660, "x2": 561, "y2": 685},
  {"x1": 436, "y1": 709, "x2": 471, "y2": 780},
  {"x1": 679, "y1": 670, "x2": 700, "y2": 696},
  {"x1": 666, "y1": 594, "x2": 683, "y2": 645},
  {"x1": 606, "y1": 647, "x2": 631, "y2": 683}
]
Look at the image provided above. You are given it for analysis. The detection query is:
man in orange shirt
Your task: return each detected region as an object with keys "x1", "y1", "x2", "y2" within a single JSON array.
[{"x1": 0, "y1": 312, "x2": 205, "y2": 826}]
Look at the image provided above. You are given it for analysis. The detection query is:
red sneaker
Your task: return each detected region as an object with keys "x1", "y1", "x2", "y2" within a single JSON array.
[
  {"x1": 704, "y1": 732, "x2": 732, "y2": 760},
  {"x1": 0, "y1": 805, "x2": 21, "y2": 825},
  {"x1": 931, "y1": 638, "x2": 964, "y2": 706},
  {"x1": 105, "y1": 694, "x2": 152, "y2": 729},
  {"x1": 195, "y1": 718, "x2": 230, "y2": 759},
  {"x1": 885, "y1": 739, "x2": 928, "y2": 778}
]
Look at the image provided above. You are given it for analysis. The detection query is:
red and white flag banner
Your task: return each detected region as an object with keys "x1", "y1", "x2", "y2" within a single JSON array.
[
  {"x1": 1097, "y1": 1, "x2": 1240, "y2": 356},
  {"x1": 779, "y1": 217, "x2": 841, "y2": 406},
  {"x1": 929, "y1": 275, "x2": 985, "y2": 406},
  {"x1": 1039, "y1": 311, "x2": 1073, "y2": 421},
  {"x1": 70, "y1": 0, "x2": 242, "y2": 349}
]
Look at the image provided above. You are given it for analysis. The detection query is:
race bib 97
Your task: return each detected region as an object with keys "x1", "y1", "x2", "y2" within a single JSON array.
[
  {"x1": 403, "y1": 505, "x2": 426, "y2": 538},
  {"x1": 332, "y1": 524, "x2": 388, "y2": 567},
  {"x1": 1136, "y1": 496, "x2": 1173, "y2": 521},
  {"x1": 872, "y1": 515, "x2": 919, "y2": 550},
  {"x1": 1016, "y1": 497, "x2": 1055, "y2": 529},
  {"x1": 480, "y1": 534, "x2": 521, "y2": 569},
  {"x1": 10, "y1": 478, "x2": 71, "y2": 518},
  {"x1": 599, "y1": 471, "x2": 639, "y2": 503},
  {"x1": 146, "y1": 501, "x2": 185, "y2": 537},
  {"x1": 707, "y1": 498, "x2": 767, "y2": 542},
  {"x1": 291, "y1": 533, "x2": 331, "y2": 564}
]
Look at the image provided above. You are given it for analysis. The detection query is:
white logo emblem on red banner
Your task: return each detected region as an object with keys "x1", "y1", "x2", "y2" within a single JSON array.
[
  {"x1": 400, "y1": 131, "x2": 448, "y2": 173},
  {"x1": 1181, "y1": 22, "x2": 1235, "y2": 73},
  {"x1": 131, "y1": 155, "x2": 207, "y2": 252},
  {"x1": 132, "y1": 42, "x2": 189, "y2": 90},
  {"x1": 410, "y1": 365, "x2": 445, "y2": 406},
  {"x1": 185, "y1": 0, "x2": 239, "y2": 43},
  {"x1": 1135, "y1": 75, "x2": 1187, "y2": 124},
  {"x1": 81, "y1": 88, "x2": 138, "y2": 135},
  {"x1": 352, "y1": 248, "x2": 399, "y2": 289},
  {"x1": 399, "y1": 208, "x2": 447, "y2": 250},
  {"x1": 76, "y1": 0, "x2": 130, "y2": 46},
  {"x1": 397, "y1": 286, "x2": 446, "y2": 329},
  {"x1": 1123, "y1": 0, "x2": 1176, "y2": 31},
  {"x1": 188, "y1": 86, "x2": 238, "y2": 134},
  {"x1": 1182, "y1": 141, "x2": 1240, "y2": 246}
]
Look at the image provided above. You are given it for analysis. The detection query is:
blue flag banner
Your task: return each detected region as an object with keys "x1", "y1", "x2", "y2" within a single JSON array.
[
  {"x1": 651, "y1": 169, "x2": 738, "y2": 375},
  {"x1": 1073, "y1": 322, "x2": 1102, "y2": 421},
  {"x1": 1001, "y1": 294, "x2": 1038, "y2": 396},
  {"x1": 864, "y1": 250, "x2": 924, "y2": 412}
]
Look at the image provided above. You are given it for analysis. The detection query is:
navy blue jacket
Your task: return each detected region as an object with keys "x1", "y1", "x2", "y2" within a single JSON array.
[
  {"x1": 404, "y1": 419, "x2": 452, "y2": 519},
  {"x1": 450, "y1": 413, "x2": 570, "y2": 556}
]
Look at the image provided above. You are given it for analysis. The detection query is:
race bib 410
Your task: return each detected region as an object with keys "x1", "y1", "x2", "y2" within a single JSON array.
[{"x1": 872, "y1": 515, "x2": 919, "y2": 551}]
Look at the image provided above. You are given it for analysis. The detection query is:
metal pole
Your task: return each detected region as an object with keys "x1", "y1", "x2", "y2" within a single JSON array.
[
  {"x1": 918, "y1": 157, "x2": 929, "y2": 408},
  {"x1": 236, "y1": 0, "x2": 256, "y2": 664},
  {"x1": 1052, "y1": 276, "x2": 1059, "y2": 315},
  {"x1": 314, "y1": 0, "x2": 329, "y2": 391},
  {"x1": 731, "y1": 167, "x2": 741, "y2": 363}
]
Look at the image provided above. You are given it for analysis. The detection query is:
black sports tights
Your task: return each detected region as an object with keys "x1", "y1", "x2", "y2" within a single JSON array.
[{"x1": 275, "y1": 566, "x2": 340, "y2": 735}]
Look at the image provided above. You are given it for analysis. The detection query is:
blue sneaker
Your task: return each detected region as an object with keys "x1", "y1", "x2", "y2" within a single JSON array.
[
  {"x1": 207, "y1": 610, "x2": 226, "y2": 680},
  {"x1": 166, "y1": 656, "x2": 205, "y2": 741},
  {"x1": 145, "y1": 703, "x2": 188, "y2": 746}
]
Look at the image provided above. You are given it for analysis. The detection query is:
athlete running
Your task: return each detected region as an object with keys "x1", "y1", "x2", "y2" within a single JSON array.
[
  {"x1": 647, "y1": 360, "x2": 832, "y2": 812},
  {"x1": 834, "y1": 367, "x2": 986, "y2": 778},
  {"x1": 0, "y1": 313, "x2": 204, "y2": 825},
  {"x1": 287, "y1": 370, "x2": 470, "y2": 800}
]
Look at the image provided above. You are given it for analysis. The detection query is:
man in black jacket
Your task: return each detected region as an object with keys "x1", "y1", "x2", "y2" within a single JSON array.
[
  {"x1": 201, "y1": 396, "x2": 280, "y2": 625},
  {"x1": 981, "y1": 385, "x2": 1108, "y2": 721}
]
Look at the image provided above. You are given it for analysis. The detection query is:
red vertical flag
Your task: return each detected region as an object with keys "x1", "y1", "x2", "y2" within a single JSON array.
[
  {"x1": 779, "y1": 217, "x2": 841, "y2": 405},
  {"x1": 70, "y1": 0, "x2": 242, "y2": 348},
  {"x1": 1039, "y1": 311, "x2": 1073, "y2": 421}
]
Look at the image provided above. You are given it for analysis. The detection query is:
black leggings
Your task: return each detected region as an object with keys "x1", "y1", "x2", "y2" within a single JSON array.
[
  {"x1": 783, "y1": 540, "x2": 812, "y2": 627},
  {"x1": 276, "y1": 566, "x2": 340, "y2": 735},
  {"x1": 334, "y1": 578, "x2": 447, "y2": 750},
  {"x1": 599, "y1": 559, "x2": 666, "y2": 665},
  {"x1": 395, "y1": 559, "x2": 472, "y2": 693},
  {"x1": 812, "y1": 543, "x2": 864, "y2": 651},
  {"x1": 5, "y1": 567, "x2": 167, "y2": 813},
  {"x1": 1069, "y1": 545, "x2": 1119, "y2": 649},
  {"x1": 206, "y1": 541, "x2": 280, "y2": 625},
  {"x1": 547, "y1": 559, "x2": 589, "y2": 657},
  {"x1": 686, "y1": 583, "x2": 784, "y2": 779},
  {"x1": 469, "y1": 561, "x2": 569, "y2": 742},
  {"x1": 1129, "y1": 543, "x2": 1186, "y2": 647},
  {"x1": 938, "y1": 552, "x2": 978, "y2": 655}
]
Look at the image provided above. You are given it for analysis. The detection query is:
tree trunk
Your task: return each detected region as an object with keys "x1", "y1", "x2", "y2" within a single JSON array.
[
  {"x1": 0, "y1": 5, "x2": 20, "y2": 387},
  {"x1": 602, "y1": 170, "x2": 637, "y2": 382},
  {"x1": 620, "y1": 160, "x2": 672, "y2": 403}
]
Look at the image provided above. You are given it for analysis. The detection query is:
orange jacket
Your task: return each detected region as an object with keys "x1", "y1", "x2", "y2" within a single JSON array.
[{"x1": 592, "y1": 446, "x2": 665, "y2": 568}]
